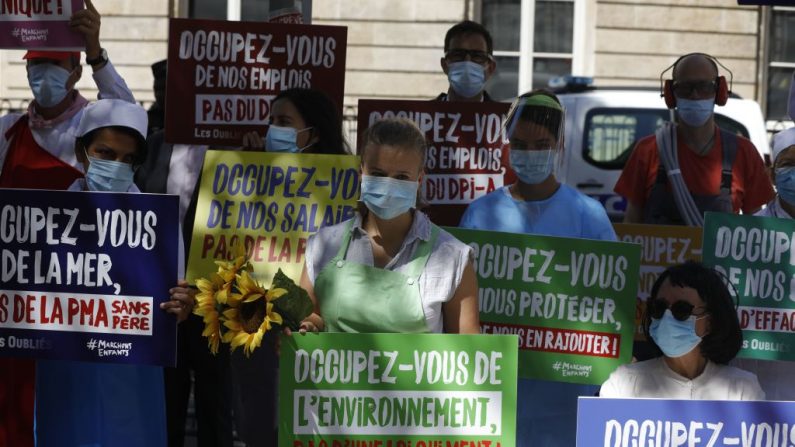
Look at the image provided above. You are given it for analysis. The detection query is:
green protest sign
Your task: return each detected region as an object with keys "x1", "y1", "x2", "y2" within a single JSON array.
[
  {"x1": 446, "y1": 228, "x2": 640, "y2": 384},
  {"x1": 279, "y1": 333, "x2": 518, "y2": 447},
  {"x1": 703, "y1": 212, "x2": 795, "y2": 361}
]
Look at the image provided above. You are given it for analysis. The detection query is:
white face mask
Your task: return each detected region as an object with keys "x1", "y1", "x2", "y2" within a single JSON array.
[
  {"x1": 509, "y1": 149, "x2": 557, "y2": 184},
  {"x1": 28, "y1": 64, "x2": 73, "y2": 108}
]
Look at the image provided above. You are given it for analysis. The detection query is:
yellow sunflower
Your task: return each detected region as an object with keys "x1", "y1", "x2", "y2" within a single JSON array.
[
  {"x1": 221, "y1": 287, "x2": 286, "y2": 357},
  {"x1": 193, "y1": 273, "x2": 225, "y2": 354},
  {"x1": 214, "y1": 242, "x2": 252, "y2": 305}
]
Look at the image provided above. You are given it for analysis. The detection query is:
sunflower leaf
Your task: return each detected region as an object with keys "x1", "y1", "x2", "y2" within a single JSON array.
[{"x1": 270, "y1": 268, "x2": 314, "y2": 331}]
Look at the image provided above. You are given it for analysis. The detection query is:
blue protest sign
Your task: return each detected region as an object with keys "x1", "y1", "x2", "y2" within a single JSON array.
[
  {"x1": 578, "y1": 397, "x2": 795, "y2": 447},
  {"x1": 0, "y1": 189, "x2": 180, "y2": 366}
]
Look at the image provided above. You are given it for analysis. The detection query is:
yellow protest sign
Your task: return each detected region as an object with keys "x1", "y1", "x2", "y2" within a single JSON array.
[
  {"x1": 187, "y1": 151, "x2": 360, "y2": 284},
  {"x1": 613, "y1": 223, "x2": 703, "y2": 339}
]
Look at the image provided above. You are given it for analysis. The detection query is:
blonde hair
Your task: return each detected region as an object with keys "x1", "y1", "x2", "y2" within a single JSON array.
[{"x1": 360, "y1": 117, "x2": 426, "y2": 167}]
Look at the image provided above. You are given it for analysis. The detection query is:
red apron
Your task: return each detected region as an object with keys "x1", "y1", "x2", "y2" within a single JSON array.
[{"x1": 0, "y1": 115, "x2": 83, "y2": 447}]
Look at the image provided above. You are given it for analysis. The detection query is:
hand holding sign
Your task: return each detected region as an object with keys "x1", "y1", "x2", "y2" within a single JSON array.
[{"x1": 68, "y1": 0, "x2": 101, "y2": 61}]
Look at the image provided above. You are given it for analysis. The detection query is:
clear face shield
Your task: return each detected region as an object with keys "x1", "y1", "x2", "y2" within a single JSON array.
[{"x1": 502, "y1": 94, "x2": 565, "y2": 185}]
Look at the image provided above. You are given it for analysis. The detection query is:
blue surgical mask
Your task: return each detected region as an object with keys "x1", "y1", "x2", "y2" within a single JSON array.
[
  {"x1": 27, "y1": 63, "x2": 72, "y2": 108},
  {"x1": 360, "y1": 175, "x2": 418, "y2": 220},
  {"x1": 676, "y1": 97, "x2": 715, "y2": 127},
  {"x1": 448, "y1": 61, "x2": 486, "y2": 99},
  {"x1": 649, "y1": 309, "x2": 703, "y2": 358},
  {"x1": 510, "y1": 149, "x2": 557, "y2": 185},
  {"x1": 85, "y1": 154, "x2": 135, "y2": 192},
  {"x1": 265, "y1": 125, "x2": 312, "y2": 153},
  {"x1": 776, "y1": 166, "x2": 795, "y2": 206}
]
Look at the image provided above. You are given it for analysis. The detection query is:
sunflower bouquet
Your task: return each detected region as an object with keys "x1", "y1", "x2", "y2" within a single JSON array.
[{"x1": 193, "y1": 244, "x2": 314, "y2": 356}]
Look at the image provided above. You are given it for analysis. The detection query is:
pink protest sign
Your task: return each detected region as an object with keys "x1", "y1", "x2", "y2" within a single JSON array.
[{"x1": 0, "y1": 0, "x2": 84, "y2": 49}]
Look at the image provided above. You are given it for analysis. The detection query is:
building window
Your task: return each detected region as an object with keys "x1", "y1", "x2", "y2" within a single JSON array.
[
  {"x1": 767, "y1": 6, "x2": 795, "y2": 121},
  {"x1": 481, "y1": 0, "x2": 582, "y2": 100}
]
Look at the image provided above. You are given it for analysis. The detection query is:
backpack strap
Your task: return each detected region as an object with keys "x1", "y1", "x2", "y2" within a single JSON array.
[{"x1": 719, "y1": 129, "x2": 738, "y2": 193}]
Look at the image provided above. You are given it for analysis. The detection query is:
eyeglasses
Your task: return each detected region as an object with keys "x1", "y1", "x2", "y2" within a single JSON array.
[
  {"x1": 648, "y1": 298, "x2": 707, "y2": 322},
  {"x1": 445, "y1": 49, "x2": 492, "y2": 65},
  {"x1": 672, "y1": 80, "x2": 718, "y2": 98}
]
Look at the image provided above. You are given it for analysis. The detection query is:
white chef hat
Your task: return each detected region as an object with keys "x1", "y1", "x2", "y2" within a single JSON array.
[
  {"x1": 773, "y1": 128, "x2": 795, "y2": 163},
  {"x1": 77, "y1": 99, "x2": 148, "y2": 140},
  {"x1": 772, "y1": 71, "x2": 795, "y2": 163}
]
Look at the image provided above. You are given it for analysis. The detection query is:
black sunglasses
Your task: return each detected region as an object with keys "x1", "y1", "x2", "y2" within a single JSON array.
[
  {"x1": 445, "y1": 49, "x2": 491, "y2": 65},
  {"x1": 672, "y1": 80, "x2": 718, "y2": 98},
  {"x1": 648, "y1": 298, "x2": 707, "y2": 322}
]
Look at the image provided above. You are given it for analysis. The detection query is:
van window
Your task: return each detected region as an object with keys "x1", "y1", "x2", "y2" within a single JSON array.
[{"x1": 583, "y1": 108, "x2": 750, "y2": 170}]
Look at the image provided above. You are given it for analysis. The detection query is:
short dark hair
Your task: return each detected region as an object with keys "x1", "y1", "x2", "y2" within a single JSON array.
[
  {"x1": 76, "y1": 126, "x2": 148, "y2": 167},
  {"x1": 643, "y1": 261, "x2": 742, "y2": 364},
  {"x1": 273, "y1": 88, "x2": 349, "y2": 155},
  {"x1": 511, "y1": 89, "x2": 563, "y2": 140},
  {"x1": 444, "y1": 20, "x2": 493, "y2": 54}
]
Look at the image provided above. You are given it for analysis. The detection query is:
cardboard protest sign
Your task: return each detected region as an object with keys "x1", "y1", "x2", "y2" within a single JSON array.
[
  {"x1": 447, "y1": 227, "x2": 640, "y2": 384},
  {"x1": 0, "y1": 189, "x2": 180, "y2": 366},
  {"x1": 703, "y1": 212, "x2": 795, "y2": 361},
  {"x1": 166, "y1": 18, "x2": 347, "y2": 146},
  {"x1": 357, "y1": 100, "x2": 514, "y2": 227},
  {"x1": 279, "y1": 332, "x2": 517, "y2": 447},
  {"x1": 187, "y1": 151, "x2": 359, "y2": 285},
  {"x1": 614, "y1": 223, "x2": 703, "y2": 339},
  {"x1": 1, "y1": 0, "x2": 84, "y2": 49},
  {"x1": 577, "y1": 397, "x2": 795, "y2": 447}
]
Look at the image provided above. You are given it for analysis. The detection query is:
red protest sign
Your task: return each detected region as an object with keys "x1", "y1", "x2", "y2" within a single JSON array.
[
  {"x1": 165, "y1": 18, "x2": 347, "y2": 146},
  {"x1": 0, "y1": 0, "x2": 84, "y2": 49},
  {"x1": 357, "y1": 100, "x2": 514, "y2": 227}
]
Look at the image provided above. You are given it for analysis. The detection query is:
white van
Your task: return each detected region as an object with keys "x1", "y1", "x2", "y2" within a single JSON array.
[{"x1": 556, "y1": 86, "x2": 770, "y2": 221}]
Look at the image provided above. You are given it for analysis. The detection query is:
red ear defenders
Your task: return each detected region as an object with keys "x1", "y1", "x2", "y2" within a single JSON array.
[{"x1": 659, "y1": 53, "x2": 733, "y2": 109}]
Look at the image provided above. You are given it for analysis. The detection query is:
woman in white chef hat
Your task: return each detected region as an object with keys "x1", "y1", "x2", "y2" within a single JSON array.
[{"x1": 35, "y1": 98, "x2": 192, "y2": 446}]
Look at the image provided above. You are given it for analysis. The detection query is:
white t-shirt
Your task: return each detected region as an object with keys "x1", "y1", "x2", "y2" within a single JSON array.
[{"x1": 600, "y1": 357, "x2": 765, "y2": 400}]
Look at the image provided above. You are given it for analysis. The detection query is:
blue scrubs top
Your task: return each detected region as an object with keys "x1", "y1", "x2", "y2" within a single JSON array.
[
  {"x1": 35, "y1": 360, "x2": 167, "y2": 447},
  {"x1": 460, "y1": 183, "x2": 616, "y2": 447},
  {"x1": 460, "y1": 184, "x2": 616, "y2": 241}
]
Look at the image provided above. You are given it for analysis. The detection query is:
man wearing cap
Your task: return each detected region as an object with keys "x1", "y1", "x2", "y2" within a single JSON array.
[
  {"x1": 0, "y1": 2, "x2": 135, "y2": 445},
  {"x1": 435, "y1": 20, "x2": 497, "y2": 102},
  {"x1": 0, "y1": 0, "x2": 135, "y2": 189},
  {"x1": 757, "y1": 128, "x2": 795, "y2": 219}
]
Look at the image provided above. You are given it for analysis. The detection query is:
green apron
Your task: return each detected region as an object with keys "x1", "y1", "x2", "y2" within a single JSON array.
[{"x1": 316, "y1": 220, "x2": 439, "y2": 333}]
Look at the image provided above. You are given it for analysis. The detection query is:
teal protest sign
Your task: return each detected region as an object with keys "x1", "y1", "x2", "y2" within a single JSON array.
[
  {"x1": 703, "y1": 212, "x2": 795, "y2": 361},
  {"x1": 279, "y1": 333, "x2": 517, "y2": 447},
  {"x1": 447, "y1": 228, "x2": 640, "y2": 384}
]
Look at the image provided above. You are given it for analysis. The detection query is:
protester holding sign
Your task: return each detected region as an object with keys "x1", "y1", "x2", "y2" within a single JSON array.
[
  {"x1": 459, "y1": 90, "x2": 616, "y2": 447},
  {"x1": 220, "y1": 89, "x2": 350, "y2": 446},
  {"x1": 435, "y1": 21, "x2": 496, "y2": 102},
  {"x1": 241, "y1": 88, "x2": 350, "y2": 154},
  {"x1": 601, "y1": 261, "x2": 764, "y2": 400},
  {"x1": 756, "y1": 77, "x2": 795, "y2": 220},
  {"x1": 0, "y1": 3, "x2": 135, "y2": 444},
  {"x1": 298, "y1": 117, "x2": 480, "y2": 334},
  {"x1": 730, "y1": 100, "x2": 795, "y2": 401},
  {"x1": 33, "y1": 99, "x2": 188, "y2": 446},
  {"x1": 0, "y1": 0, "x2": 136, "y2": 178}
]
